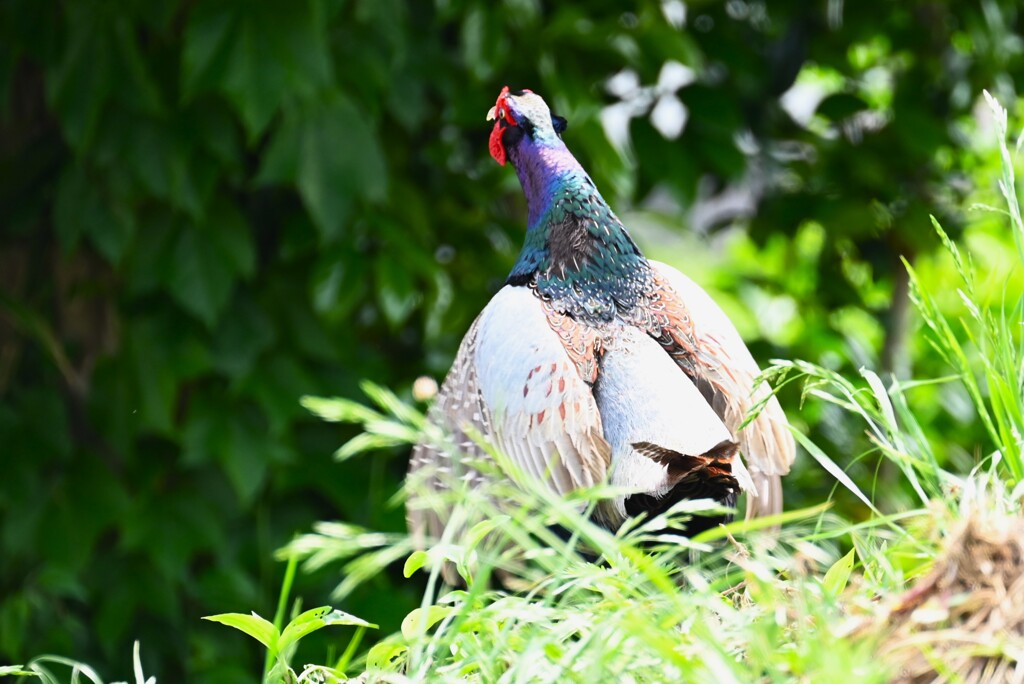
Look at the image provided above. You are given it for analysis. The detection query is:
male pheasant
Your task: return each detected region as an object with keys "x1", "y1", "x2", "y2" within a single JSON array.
[{"x1": 408, "y1": 87, "x2": 795, "y2": 564}]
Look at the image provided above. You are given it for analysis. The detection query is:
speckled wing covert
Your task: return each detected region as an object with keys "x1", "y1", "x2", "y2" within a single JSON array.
[
  {"x1": 648, "y1": 260, "x2": 796, "y2": 518},
  {"x1": 406, "y1": 286, "x2": 611, "y2": 554}
]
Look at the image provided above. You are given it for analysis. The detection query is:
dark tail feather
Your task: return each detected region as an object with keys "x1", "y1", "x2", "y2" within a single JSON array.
[
  {"x1": 625, "y1": 439, "x2": 741, "y2": 536},
  {"x1": 632, "y1": 439, "x2": 738, "y2": 481}
]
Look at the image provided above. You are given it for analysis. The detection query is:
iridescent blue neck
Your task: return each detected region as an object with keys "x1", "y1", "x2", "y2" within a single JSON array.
[
  {"x1": 511, "y1": 139, "x2": 592, "y2": 228},
  {"x1": 505, "y1": 134, "x2": 652, "y2": 321}
]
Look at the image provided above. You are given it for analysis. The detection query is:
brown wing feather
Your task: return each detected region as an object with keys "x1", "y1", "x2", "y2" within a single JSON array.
[{"x1": 644, "y1": 262, "x2": 796, "y2": 518}]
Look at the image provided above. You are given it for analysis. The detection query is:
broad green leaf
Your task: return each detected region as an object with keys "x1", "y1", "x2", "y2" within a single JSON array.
[
  {"x1": 127, "y1": 321, "x2": 180, "y2": 435},
  {"x1": 202, "y1": 611, "x2": 278, "y2": 649},
  {"x1": 122, "y1": 116, "x2": 207, "y2": 217},
  {"x1": 310, "y1": 249, "x2": 370, "y2": 320},
  {"x1": 258, "y1": 93, "x2": 388, "y2": 238},
  {"x1": 52, "y1": 165, "x2": 91, "y2": 251},
  {"x1": 815, "y1": 93, "x2": 869, "y2": 122},
  {"x1": 403, "y1": 550, "x2": 428, "y2": 578},
  {"x1": 211, "y1": 294, "x2": 276, "y2": 378},
  {"x1": 167, "y1": 202, "x2": 253, "y2": 326},
  {"x1": 244, "y1": 356, "x2": 320, "y2": 436},
  {"x1": 254, "y1": 106, "x2": 301, "y2": 185},
  {"x1": 124, "y1": 214, "x2": 177, "y2": 296},
  {"x1": 210, "y1": 202, "x2": 257, "y2": 279},
  {"x1": 219, "y1": 416, "x2": 270, "y2": 506},
  {"x1": 168, "y1": 224, "x2": 236, "y2": 327},
  {"x1": 46, "y1": 5, "x2": 114, "y2": 150},
  {"x1": 110, "y1": 18, "x2": 162, "y2": 115},
  {"x1": 293, "y1": 94, "x2": 387, "y2": 239},
  {"x1": 54, "y1": 165, "x2": 134, "y2": 263},
  {"x1": 400, "y1": 605, "x2": 453, "y2": 640},
  {"x1": 277, "y1": 607, "x2": 374, "y2": 654},
  {"x1": 366, "y1": 641, "x2": 407, "y2": 671},
  {"x1": 375, "y1": 257, "x2": 420, "y2": 327},
  {"x1": 823, "y1": 548, "x2": 856, "y2": 596},
  {"x1": 181, "y1": 0, "x2": 332, "y2": 139}
]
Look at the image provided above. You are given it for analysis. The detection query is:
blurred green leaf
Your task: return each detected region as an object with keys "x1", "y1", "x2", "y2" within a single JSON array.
[
  {"x1": 203, "y1": 612, "x2": 278, "y2": 649},
  {"x1": 168, "y1": 202, "x2": 254, "y2": 326},
  {"x1": 182, "y1": 0, "x2": 332, "y2": 138},
  {"x1": 403, "y1": 550, "x2": 428, "y2": 578},
  {"x1": 822, "y1": 548, "x2": 856, "y2": 596},
  {"x1": 400, "y1": 605, "x2": 452, "y2": 640},
  {"x1": 46, "y1": 3, "x2": 114, "y2": 150},
  {"x1": 297, "y1": 95, "x2": 387, "y2": 239},
  {"x1": 53, "y1": 164, "x2": 135, "y2": 264}
]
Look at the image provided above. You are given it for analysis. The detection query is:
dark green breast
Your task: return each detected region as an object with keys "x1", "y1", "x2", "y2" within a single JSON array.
[{"x1": 508, "y1": 178, "x2": 654, "y2": 324}]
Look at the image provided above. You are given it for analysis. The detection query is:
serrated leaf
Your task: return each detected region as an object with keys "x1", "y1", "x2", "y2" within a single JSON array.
[
  {"x1": 401, "y1": 605, "x2": 453, "y2": 640},
  {"x1": 203, "y1": 611, "x2": 278, "y2": 649},
  {"x1": 823, "y1": 548, "x2": 856, "y2": 596},
  {"x1": 403, "y1": 550, "x2": 428, "y2": 578}
]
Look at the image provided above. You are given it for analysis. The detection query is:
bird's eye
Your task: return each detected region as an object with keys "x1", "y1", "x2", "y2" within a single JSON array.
[{"x1": 498, "y1": 108, "x2": 506, "y2": 120}]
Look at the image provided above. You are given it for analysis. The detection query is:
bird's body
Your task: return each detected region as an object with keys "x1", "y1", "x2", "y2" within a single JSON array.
[{"x1": 408, "y1": 88, "x2": 794, "y2": 565}]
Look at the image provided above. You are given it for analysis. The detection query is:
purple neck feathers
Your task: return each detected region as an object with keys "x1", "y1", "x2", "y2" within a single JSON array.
[{"x1": 510, "y1": 140, "x2": 589, "y2": 228}]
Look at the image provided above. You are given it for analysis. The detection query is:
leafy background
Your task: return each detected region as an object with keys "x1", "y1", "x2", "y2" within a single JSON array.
[{"x1": 1, "y1": 0, "x2": 1022, "y2": 680}]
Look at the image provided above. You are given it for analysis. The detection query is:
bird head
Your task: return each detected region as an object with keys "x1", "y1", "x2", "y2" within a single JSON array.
[{"x1": 486, "y1": 86, "x2": 568, "y2": 166}]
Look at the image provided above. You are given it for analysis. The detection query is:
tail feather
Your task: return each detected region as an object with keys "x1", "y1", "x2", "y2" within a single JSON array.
[{"x1": 631, "y1": 438, "x2": 747, "y2": 491}]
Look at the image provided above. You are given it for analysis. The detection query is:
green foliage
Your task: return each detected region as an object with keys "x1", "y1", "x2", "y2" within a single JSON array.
[
  {"x1": 203, "y1": 606, "x2": 373, "y2": 683},
  {"x1": 1, "y1": 0, "x2": 1023, "y2": 680},
  {"x1": 245, "y1": 96, "x2": 1020, "y2": 681},
  {"x1": 1, "y1": 642, "x2": 154, "y2": 684}
]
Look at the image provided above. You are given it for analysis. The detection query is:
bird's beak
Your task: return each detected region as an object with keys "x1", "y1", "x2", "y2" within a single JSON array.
[{"x1": 486, "y1": 105, "x2": 497, "y2": 122}]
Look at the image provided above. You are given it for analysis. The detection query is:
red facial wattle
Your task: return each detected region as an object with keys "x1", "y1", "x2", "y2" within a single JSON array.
[
  {"x1": 488, "y1": 86, "x2": 518, "y2": 166},
  {"x1": 489, "y1": 122, "x2": 507, "y2": 166}
]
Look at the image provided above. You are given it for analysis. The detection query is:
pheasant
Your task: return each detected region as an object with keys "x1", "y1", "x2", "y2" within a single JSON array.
[{"x1": 407, "y1": 87, "x2": 794, "y2": 568}]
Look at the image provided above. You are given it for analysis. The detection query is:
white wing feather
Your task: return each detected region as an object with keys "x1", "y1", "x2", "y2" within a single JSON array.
[
  {"x1": 474, "y1": 286, "x2": 610, "y2": 493},
  {"x1": 596, "y1": 325, "x2": 751, "y2": 525},
  {"x1": 407, "y1": 286, "x2": 611, "y2": 558}
]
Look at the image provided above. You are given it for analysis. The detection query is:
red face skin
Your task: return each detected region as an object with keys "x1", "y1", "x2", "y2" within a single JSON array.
[
  {"x1": 489, "y1": 86, "x2": 515, "y2": 165},
  {"x1": 488, "y1": 86, "x2": 532, "y2": 166}
]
